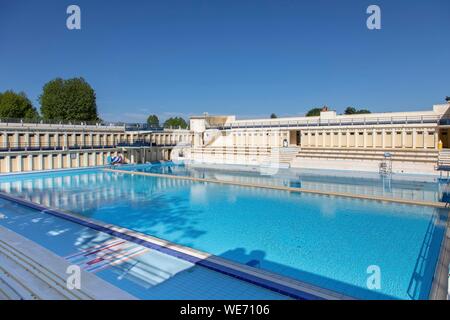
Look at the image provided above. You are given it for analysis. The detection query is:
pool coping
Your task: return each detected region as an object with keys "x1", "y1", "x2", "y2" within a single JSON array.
[
  {"x1": 0, "y1": 191, "x2": 354, "y2": 301},
  {"x1": 104, "y1": 168, "x2": 448, "y2": 208}
]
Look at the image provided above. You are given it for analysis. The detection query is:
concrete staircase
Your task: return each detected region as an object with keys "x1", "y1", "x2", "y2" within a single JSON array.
[
  {"x1": 261, "y1": 147, "x2": 301, "y2": 169},
  {"x1": 0, "y1": 226, "x2": 136, "y2": 300},
  {"x1": 296, "y1": 147, "x2": 439, "y2": 163},
  {"x1": 437, "y1": 149, "x2": 450, "y2": 168},
  {"x1": 0, "y1": 237, "x2": 93, "y2": 300}
]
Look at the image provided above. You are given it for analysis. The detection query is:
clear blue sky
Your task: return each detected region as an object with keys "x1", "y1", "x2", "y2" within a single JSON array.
[{"x1": 1, "y1": 0, "x2": 449, "y2": 122}]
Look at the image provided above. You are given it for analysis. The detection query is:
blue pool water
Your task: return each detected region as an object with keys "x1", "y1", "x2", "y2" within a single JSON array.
[
  {"x1": 120, "y1": 162, "x2": 444, "y2": 203},
  {"x1": 0, "y1": 198, "x2": 287, "y2": 300},
  {"x1": 0, "y1": 165, "x2": 447, "y2": 299}
]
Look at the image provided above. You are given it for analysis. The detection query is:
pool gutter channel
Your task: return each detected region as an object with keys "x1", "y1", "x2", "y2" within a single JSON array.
[
  {"x1": 429, "y1": 216, "x2": 450, "y2": 300},
  {"x1": 104, "y1": 168, "x2": 447, "y2": 208},
  {"x1": 0, "y1": 191, "x2": 354, "y2": 301}
]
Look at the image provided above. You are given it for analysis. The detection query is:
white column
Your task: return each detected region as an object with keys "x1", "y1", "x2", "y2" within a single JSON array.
[
  {"x1": 391, "y1": 130, "x2": 395, "y2": 148},
  {"x1": 67, "y1": 153, "x2": 72, "y2": 168},
  {"x1": 372, "y1": 129, "x2": 376, "y2": 148},
  {"x1": 38, "y1": 154, "x2": 44, "y2": 170},
  {"x1": 48, "y1": 155, "x2": 53, "y2": 170},
  {"x1": 17, "y1": 155, "x2": 22, "y2": 172},
  {"x1": 76, "y1": 153, "x2": 80, "y2": 167},
  {"x1": 84, "y1": 153, "x2": 89, "y2": 167},
  {"x1": 28, "y1": 155, "x2": 33, "y2": 171},
  {"x1": 363, "y1": 129, "x2": 367, "y2": 148},
  {"x1": 434, "y1": 131, "x2": 439, "y2": 149},
  {"x1": 402, "y1": 128, "x2": 406, "y2": 149},
  {"x1": 412, "y1": 128, "x2": 417, "y2": 149},
  {"x1": 58, "y1": 154, "x2": 63, "y2": 168},
  {"x1": 25, "y1": 133, "x2": 30, "y2": 149},
  {"x1": 382, "y1": 129, "x2": 386, "y2": 148},
  {"x1": 2, "y1": 132, "x2": 7, "y2": 148},
  {"x1": 14, "y1": 133, "x2": 19, "y2": 148},
  {"x1": 45, "y1": 133, "x2": 50, "y2": 147},
  {"x1": 337, "y1": 131, "x2": 341, "y2": 147},
  {"x1": 5, "y1": 156, "x2": 11, "y2": 173}
]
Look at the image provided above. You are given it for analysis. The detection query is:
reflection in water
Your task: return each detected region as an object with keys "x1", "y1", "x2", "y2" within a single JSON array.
[
  {"x1": 0, "y1": 166, "x2": 446, "y2": 300},
  {"x1": 123, "y1": 163, "x2": 442, "y2": 202}
]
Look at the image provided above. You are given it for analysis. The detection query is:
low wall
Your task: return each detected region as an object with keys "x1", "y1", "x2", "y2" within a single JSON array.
[{"x1": 290, "y1": 157, "x2": 438, "y2": 175}]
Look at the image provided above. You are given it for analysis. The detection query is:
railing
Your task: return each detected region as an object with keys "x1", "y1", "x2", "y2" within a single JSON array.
[
  {"x1": 0, "y1": 139, "x2": 183, "y2": 153},
  {"x1": 0, "y1": 142, "x2": 117, "y2": 152},
  {"x1": 0, "y1": 118, "x2": 126, "y2": 127},
  {"x1": 207, "y1": 115, "x2": 446, "y2": 130},
  {"x1": 116, "y1": 139, "x2": 180, "y2": 148},
  {"x1": 0, "y1": 118, "x2": 188, "y2": 131}
]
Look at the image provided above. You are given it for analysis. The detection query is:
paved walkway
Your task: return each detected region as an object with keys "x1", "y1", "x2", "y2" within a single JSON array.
[{"x1": 0, "y1": 225, "x2": 136, "y2": 300}]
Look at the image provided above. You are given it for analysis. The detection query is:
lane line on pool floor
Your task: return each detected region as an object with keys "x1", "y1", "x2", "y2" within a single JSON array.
[
  {"x1": 103, "y1": 168, "x2": 448, "y2": 208},
  {"x1": 0, "y1": 191, "x2": 354, "y2": 300}
]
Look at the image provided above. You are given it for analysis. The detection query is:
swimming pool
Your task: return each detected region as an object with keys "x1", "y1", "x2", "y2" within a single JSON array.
[
  {"x1": 120, "y1": 162, "x2": 445, "y2": 203},
  {"x1": 0, "y1": 198, "x2": 288, "y2": 300},
  {"x1": 0, "y1": 165, "x2": 447, "y2": 299}
]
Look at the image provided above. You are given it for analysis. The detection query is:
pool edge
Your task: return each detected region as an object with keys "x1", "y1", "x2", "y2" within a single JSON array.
[{"x1": 0, "y1": 191, "x2": 355, "y2": 301}]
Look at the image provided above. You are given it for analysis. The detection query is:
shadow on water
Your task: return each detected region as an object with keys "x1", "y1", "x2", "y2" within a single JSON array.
[
  {"x1": 0, "y1": 199, "x2": 287, "y2": 299},
  {"x1": 406, "y1": 209, "x2": 448, "y2": 299},
  {"x1": 219, "y1": 247, "x2": 421, "y2": 300}
]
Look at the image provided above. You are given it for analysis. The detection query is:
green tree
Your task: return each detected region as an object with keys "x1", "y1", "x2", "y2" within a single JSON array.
[
  {"x1": 147, "y1": 114, "x2": 160, "y2": 127},
  {"x1": 270, "y1": 113, "x2": 277, "y2": 119},
  {"x1": 305, "y1": 108, "x2": 322, "y2": 117},
  {"x1": 345, "y1": 106, "x2": 371, "y2": 115},
  {"x1": 0, "y1": 90, "x2": 39, "y2": 119},
  {"x1": 344, "y1": 107, "x2": 357, "y2": 115},
  {"x1": 163, "y1": 117, "x2": 188, "y2": 129},
  {"x1": 39, "y1": 77, "x2": 98, "y2": 121}
]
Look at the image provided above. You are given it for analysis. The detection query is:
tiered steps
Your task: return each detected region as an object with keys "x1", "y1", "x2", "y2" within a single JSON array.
[
  {"x1": 0, "y1": 238, "x2": 93, "y2": 300},
  {"x1": 0, "y1": 226, "x2": 136, "y2": 300},
  {"x1": 437, "y1": 149, "x2": 450, "y2": 170},
  {"x1": 260, "y1": 147, "x2": 300, "y2": 168},
  {"x1": 296, "y1": 147, "x2": 438, "y2": 163}
]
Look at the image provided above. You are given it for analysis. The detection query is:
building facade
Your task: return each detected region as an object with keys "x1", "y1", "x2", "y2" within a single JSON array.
[
  {"x1": 187, "y1": 103, "x2": 450, "y2": 174},
  {"x1": 1, "y1": 102, "x2": 449, "y2": 174},
  {"x1": 0, "y1": 121, "x2": 192, "y2": 173}
]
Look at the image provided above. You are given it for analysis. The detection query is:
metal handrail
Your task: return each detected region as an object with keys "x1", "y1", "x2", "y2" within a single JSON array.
[{"x1": 207, "y1": 115, "x2": 445, "y2": 130}]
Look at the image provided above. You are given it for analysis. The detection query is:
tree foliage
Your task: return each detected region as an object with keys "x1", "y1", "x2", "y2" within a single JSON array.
[
  {"x1": 305, "y1": 108, "x2": 322, "y2": 117},
  {"x1": 344, "y1": 107, "x2": 371, "y2": 115},
  {"x1": 0, "y1": 90, "x2": 39, "y2": 119},
  {"x1": 39, "y1": 77, "x2": 98, "y2": 121},
  {"x1": 270, "y1": 113, "x2": 277, "y2": 119},
  {"x1": 147, "y1": 114, "x2": 160, "y2": 127},
  {"x1": 163, "y1": 117, "x2": 188, "y2": 129}
]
